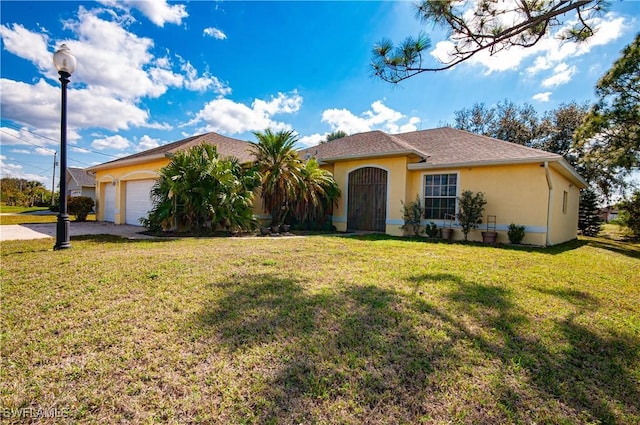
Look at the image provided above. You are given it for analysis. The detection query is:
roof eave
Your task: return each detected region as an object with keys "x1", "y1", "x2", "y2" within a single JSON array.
[
  {"x1": 550, "y1": 158, "x2": 589, "y2": 188},
  {"x1": 86, "y1": 153, "x2": 169, "y2": 172},
  {"x1": 319, "y1": 150, "x2": 422, "y2": 163},
  {"x1": 407, "y1": 156, "x2": 561, "y2": 170}
]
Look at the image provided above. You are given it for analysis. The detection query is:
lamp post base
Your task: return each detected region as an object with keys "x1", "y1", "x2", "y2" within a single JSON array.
[{"x1": 54, "y1": 213, "x2": 71, "y2": 250}]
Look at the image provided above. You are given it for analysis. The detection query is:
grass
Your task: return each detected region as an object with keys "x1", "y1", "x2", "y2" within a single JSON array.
[
  {"x1": 1, "y1": 233, "x2": 639, "y2": 424},
  {"x1": 0, "y1": 205, "x2": 50, "y2": 214},
  {"x1": 600, "y1": 223, "x2": 636, "y2": 241},
  {"x1": 0, "y1": 211, "x2": 96, "y2": 225}
]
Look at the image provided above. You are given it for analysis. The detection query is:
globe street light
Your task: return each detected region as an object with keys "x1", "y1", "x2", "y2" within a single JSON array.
[{"x1": 53, "y1": 44, "x2": 76, "y2": 250}]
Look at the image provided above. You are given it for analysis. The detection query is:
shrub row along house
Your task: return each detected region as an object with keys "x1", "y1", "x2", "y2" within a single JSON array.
[{"x1": 88, "y1": 127, "x2": 587, "y2": 245}]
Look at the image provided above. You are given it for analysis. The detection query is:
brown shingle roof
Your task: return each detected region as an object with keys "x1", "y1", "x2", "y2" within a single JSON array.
[
  {"x1": 88, "y1": 132, "x2": 255, "y2": 171},
  {"x1": 396, "y1": 127, "x2": 560, "y2": 165},
  {"x1": 300, "y1": 130, "x2": 429, "y2": 161},
  {"x1": 301, "y1": 127, "x2": 560, "y2": 165}
]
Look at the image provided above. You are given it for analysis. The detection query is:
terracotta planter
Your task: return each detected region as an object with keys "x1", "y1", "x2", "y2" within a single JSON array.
[
  {"x1": 482, "y1": 231, "x2": 497, "y2": 244},
  {"x1": 441, "y1": 228, "x2": 453, "y2": 240}
]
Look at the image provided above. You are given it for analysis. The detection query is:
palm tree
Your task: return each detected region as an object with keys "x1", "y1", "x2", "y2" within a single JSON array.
[
  {"x1": 323, "y1": 130, "x2": 347, "y2": 143},
  {"x1": 146, "y1": 143, "x2": 258, "y2": 233},
  {"x1": 252, "y1": 129, "x2": 303, "y2": 226},
  {"x1": 294, "y1": 158, "x2": 341, "y2": 225}
]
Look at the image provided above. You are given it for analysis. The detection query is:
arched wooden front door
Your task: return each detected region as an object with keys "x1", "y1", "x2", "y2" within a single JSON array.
[{"x1": 347, "y1": 167, "x2": 387, "y2": 232}]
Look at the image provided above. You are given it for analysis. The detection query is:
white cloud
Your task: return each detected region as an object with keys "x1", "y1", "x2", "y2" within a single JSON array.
[
  {"x1": 298, "y1": 133, "x2": 327, "y2": 148},
  {"x1": 187, "y1": 91, "x2": 303, "y2": 135},
  {"x1": 91, "y1": 135, "x2": 131, "y2": 150},
  {"x1": 0, "y1": 124, "x2": 60, "y2": 150},
  {"x1": 34, "y1": 147, "x2": 55, "y2": 156},
  {"x1": 142, "y1": 121, "x2": 173, "y2": 131},
  {"x1": 60, "y1": 7, "x2": 226, "y2": 100},
  {"x1": 321, "y1": 101, "x2": 420, "y2": 135},
  {"x1": 10, "y1": 149, "x2": 31, "y2": 154},
  {"x1": 0, "y1": 23, "x2": 51, "y2": 73},
  {"x1": 0, "y1": 5, "x2": 229, "y2": 149},
  {"x1": 149, "y1": 66, "x2": 183, "y2": 88},
  {"x1": 71, "y1": 146, "x2": 91, "y2": 154},
  {"x1": 541, "y1": 63, "x2": 577, "y2": 88},
  {"x1": 64, "y1": 7, "x2": 163, "y2": 100},
  {"x1": 526, "y1": 56, "x2": 552, "y2": 75},
  {"x1": 98, "y1": 0, "x2": 188, "y2": 27},
  {"x1": 532, "y1": 92, "x2": 552, "y2": 102},
  {"x1": 253, "y1": 91, "x2": 303, "y2": 115},
  {"x1": 0, "y1": 155, "x2": 49, "y2": 185},
  {"x1": 181, "y1": 61, "x2": 230, "y2": 94},
  {"x1": 204, "y1": 27, "x2": 227, "y2": 40},
  {"x1": 137, "y1": 135, "x2": 161, "y2": 151}
]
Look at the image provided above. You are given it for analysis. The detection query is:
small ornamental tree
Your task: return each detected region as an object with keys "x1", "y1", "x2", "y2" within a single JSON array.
[
  {"x1": 618, "y1": 190, "x2": 640, "y2": 238},
  {"x1": 457, "y1": 190, "x2": 486, "y2": 241},
  {"x1": 578, "y1": 188, "x2": 603, "y2": 237},
  {"x1": 400, "y1": 195, "x2": 425, "y2": 236}
]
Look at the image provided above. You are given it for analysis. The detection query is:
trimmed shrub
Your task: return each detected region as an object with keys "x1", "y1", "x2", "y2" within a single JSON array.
[
  {"x1": 67, "y1": 196, "x2": 94, "y2": 222},
  {"x1": 508, "y1": 223, "x2": 526, "y2": 244},
  {"x1": 425, "y1": 221, "x2": 439, "y2": 238}
]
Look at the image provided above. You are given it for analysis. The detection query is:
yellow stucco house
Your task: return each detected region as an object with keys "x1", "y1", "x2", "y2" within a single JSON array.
[
  {"x1": 88, "y1": 127, "x2": 587, "y2": 246},
  {"x1": 301, "y1": 127, "x2": 587, "y2": 246}
]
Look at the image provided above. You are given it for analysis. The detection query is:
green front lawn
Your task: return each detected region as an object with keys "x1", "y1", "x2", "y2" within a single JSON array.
[
  {"x1": 0, "y1": 214, "x2": 96, "y2": 225},
  {"x1": 0, "y1": 205, "x2": 50, "y2": 214},
  {"x1": 1, "y1": 235, "x2": 638, "y2": 424}
]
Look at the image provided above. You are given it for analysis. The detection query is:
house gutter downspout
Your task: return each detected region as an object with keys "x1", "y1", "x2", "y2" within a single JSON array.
[{"x1": 544, "y1": 161, "x2": 553, "y2": 246}]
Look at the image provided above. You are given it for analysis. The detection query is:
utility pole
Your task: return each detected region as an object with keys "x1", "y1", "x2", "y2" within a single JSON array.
[{"x1": 51, "y1": 151, "x2": 58, "y2": 207}]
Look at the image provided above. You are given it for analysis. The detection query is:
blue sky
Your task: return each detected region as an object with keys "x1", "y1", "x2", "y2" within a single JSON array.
[{"x1": 1, "y1": 0, "x2": 639, "y2": 190}]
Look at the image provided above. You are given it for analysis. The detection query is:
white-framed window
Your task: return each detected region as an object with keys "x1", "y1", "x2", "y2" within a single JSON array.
[{"x1": 424, "y1": 173, "x2": 458, "y2": 220}]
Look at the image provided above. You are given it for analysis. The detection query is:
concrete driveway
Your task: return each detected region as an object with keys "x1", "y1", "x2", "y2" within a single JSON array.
[{"x1": 0, "y1": 222, "x2": 154, "y2": 241}]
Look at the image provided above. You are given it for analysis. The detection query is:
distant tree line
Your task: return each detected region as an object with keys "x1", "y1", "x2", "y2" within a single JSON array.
[{"x1": 0, "y1": 177, "x2": 52, "y2": 207}]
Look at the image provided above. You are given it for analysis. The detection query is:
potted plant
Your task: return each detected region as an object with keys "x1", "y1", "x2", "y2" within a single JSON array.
[
  {"x1": 440, "y1": 213, "x2": 455, "y2": 240},
  {"x1": 457, "y1": 190, "x2": 487, "y2": 241},
  {"x1": 481, "y1": 230, "x2": 497, "y2": 244}
]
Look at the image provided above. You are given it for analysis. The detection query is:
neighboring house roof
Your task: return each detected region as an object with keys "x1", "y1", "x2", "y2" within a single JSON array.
[
  {"x1": 67, "y1": 167, "x2": 95, "y2": 187},
  {"x1": 87, "y1": 132, "x2": 255, "y2": 171},
  {"x1": 301, "y1": 127, "x2": 587, "y2": 187}
]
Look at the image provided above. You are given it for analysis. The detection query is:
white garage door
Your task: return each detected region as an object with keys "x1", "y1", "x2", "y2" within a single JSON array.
[
  {"x1": 125, "y1": 179, "x2": 155, "y2": 226},
  {"x1": 103, "y1": 183, "x2": 116, "y2": 223}
]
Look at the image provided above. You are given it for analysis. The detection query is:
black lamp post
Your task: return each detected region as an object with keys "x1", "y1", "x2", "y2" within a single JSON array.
[{"x1": 53, "y1": 44, "x2": 76, "y2": 250}]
